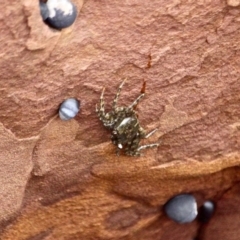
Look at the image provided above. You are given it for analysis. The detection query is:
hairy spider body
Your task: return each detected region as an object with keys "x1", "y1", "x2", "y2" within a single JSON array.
[{"x1": 96, "y1": 79, "x2": 159, "y2": 156}]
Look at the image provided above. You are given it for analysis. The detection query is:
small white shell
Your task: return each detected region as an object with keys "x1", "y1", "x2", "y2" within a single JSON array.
[
  {"x1": 164, "y1": 194, "x2": 198, "y2": 223},
  {"x1": 59, "y1": 98, "x2": 80, "y2": 120},
  {"x1": 45, "y1": 0, "x2": 77, "y2": 29}
]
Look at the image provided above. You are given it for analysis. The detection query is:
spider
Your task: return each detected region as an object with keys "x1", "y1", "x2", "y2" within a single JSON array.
[{"x1": 96, "y1": 78, "x2": 159, "y2": 156}]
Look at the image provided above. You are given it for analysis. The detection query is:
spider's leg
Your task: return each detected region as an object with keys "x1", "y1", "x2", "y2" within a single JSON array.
[
  {"x1": 137, "y1": 143, "x2": 159, "y2": 151},
  {"x1": 126, "y1": 150, "x2": 141, "y2": 157},
  {"x1": 128, "y1": 80, "x2": 146, "y2": 110},
  {"x1": 124, "y1": 138, "x2": 140, "y2": 156},
  {"x1": 134, "y1": 127, "x2": 159, "y2": 154},
  {"x1": 112, "y1": 78, "x2": 127, "y2": 108},
  {"x1": 145, "y1": 128, "x2": 158, "y2": 139},
  {"x1": 128, "y1": 93, "x2": 145, "y2": 110},
  {"x1": 96, "y1": 87, "x2": 106, "y2": 119}
]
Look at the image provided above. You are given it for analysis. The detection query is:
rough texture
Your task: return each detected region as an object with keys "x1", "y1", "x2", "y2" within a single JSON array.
[{"x1": 1, "y1": 0, "x2": 240, "y2": 239}]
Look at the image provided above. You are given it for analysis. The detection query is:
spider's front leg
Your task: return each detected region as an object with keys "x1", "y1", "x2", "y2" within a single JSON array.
[
  {"x1": 112, "y1": 78, "x2": 127, "y2": 109},
  {"x1": 128, "y1": 80, "x2": 146, "y2": 110},
  {"x1": 96, "y1": 87, "x2": 106, "y2": 121}
]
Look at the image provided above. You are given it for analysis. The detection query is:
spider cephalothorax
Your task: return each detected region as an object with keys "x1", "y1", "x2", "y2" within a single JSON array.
[{"x1": 96, "y1": 78, "x2": 159, "y2": 156}]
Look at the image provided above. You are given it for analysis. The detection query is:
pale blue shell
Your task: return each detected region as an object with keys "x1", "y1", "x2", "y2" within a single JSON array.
[
  {"x1": 164, "y1": 194, "x2": 198, "y2": 224},
  {"x1": 40, "y1": 0, "x2": 77, "y2": 30},
  {"x1": 59, "y1": 98, "x2": 80, "y2": 120}
]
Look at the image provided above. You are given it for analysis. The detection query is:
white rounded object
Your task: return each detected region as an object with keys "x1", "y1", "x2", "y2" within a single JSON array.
[
  {"x1": 164, "y1": 194, "x2": 198, "y2": 224},
  {"x1": 59, "y1": 98, "x2": 80, "y2": 120}
]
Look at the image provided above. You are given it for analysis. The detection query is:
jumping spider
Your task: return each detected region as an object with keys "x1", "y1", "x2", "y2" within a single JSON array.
[{"x1": 96, "y1": 78, "x2": 159, "y2": 156}]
